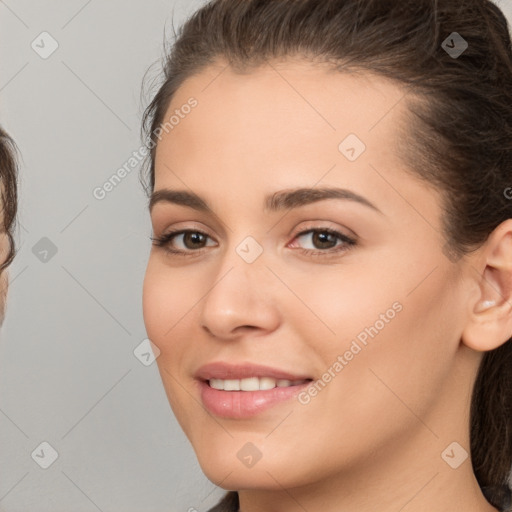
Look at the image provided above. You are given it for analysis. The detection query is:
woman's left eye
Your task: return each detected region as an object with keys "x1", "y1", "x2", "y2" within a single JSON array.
[
  {"x1": 151, "y1": 227, "x2": 356, "y2": 258},
  {"x1": 290, "y1": 228, "x2": 357, "y2": 257}
]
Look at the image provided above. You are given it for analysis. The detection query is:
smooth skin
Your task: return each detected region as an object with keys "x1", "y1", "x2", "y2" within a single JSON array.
[{"x1": 143, "y1": 58, "x2": 511, "y2": 512}]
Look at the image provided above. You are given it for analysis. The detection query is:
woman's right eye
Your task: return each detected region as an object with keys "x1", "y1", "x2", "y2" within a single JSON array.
[{"x1": 151, "y1": 229, "x2": 217, "y2": 257}]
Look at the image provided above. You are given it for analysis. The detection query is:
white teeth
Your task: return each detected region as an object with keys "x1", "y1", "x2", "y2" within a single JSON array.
[
  {"x1": 224, "y1": 379, "x2": 240, "y2": 391},
  {"x1": 208, "y1": 377, "x2": 309, "y2": 391},
  {"x1": 259, "y1": 377, "x2": 276, "y2": 390},
  {"x1": 241, "y1": 377, "x2": 259, "y2": 391}
]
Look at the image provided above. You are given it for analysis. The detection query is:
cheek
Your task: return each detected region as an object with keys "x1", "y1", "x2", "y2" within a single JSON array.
[
  {"x1": 299, "y1": 259, "x2": 459, "y2": 414},
  {"x1": 286, "y1": 260, "x2": 402, "y2": 346},
  {"x1": 330, "y1": 273, "x2": 460, "y2": 422},
  {"x1": 142, "y1": 259, "x2": 197, "y2": 387},
  {"x1": 142, "y1": 258, "x2": 190, "y2": 342},
  {"x1": 143, "y1": 262, "x2": 196, "y2": 425},
  {"x1": 142, "y1": 264, "x2": 166, "y2": 341}
]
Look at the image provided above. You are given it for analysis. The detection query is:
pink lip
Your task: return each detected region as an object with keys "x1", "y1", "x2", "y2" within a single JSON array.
[
  {"x1": 195, "y1": 362, "x2": 313, "y2": 419},
  {"x1": 198, "y1": 380, "x2": 312, "y2": 418},
  {"x1": 194, "y1": 362, "x2": 312, "y2": 381}
]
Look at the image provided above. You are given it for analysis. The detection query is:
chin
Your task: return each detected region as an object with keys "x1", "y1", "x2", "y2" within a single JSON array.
[{"x1": 194, "y1": 441, "x2": 309, "y2": 492}]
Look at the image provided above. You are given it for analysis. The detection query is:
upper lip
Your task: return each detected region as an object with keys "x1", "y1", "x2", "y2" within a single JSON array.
[{"x1": 195, "y1": 362, "x2": 313, "y2": 381}]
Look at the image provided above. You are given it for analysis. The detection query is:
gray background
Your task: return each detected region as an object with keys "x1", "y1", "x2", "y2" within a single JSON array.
[
  {"x1": 0, "y1": 1, "x2": 222, "y2": 511},
  {"x1": 1, "y1": 1, "x2": 511, "y2": 511}
]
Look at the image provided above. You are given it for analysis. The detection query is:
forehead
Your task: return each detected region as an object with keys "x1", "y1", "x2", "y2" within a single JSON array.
[
  {"x1": 156, "y1": 58, "x2": 410, "y2": 173},
  {"x1": 151, "y1": 60, "x2": 441, "y2": 221}
]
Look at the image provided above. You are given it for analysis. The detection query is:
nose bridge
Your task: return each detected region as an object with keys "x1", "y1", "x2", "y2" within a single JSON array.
[
  {"x1": 207, "y1": 231, "x2": 268, "y2": 307},
  {"x1": 198, "y1": 230, "x2": 279, "y2": 337},
  {"x1": 214, "y1": 212, "x2": 269, "y2": 280}
]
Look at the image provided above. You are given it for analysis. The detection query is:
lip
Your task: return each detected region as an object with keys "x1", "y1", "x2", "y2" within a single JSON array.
[
  {"x1": 195, "y1": 362, "x2": 314, "y2": 419},
  {"x1": 198, "y1": 380, "x2": 312, "y2": 419},
  {"x1": 195, "y1": 361, "x2": 313, "y2": 381}
]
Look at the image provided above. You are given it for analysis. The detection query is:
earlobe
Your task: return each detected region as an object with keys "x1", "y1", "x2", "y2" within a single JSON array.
[{"x1": 461, "y1": 219, "x2": 512, "y2": 352}]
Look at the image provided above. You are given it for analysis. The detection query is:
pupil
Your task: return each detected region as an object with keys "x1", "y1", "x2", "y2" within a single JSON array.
[
  {"x1": 313, "y1": 232, "x2": 336, "y2": 249},
  {"x1": 185, "y1": 232, "x2": 205, "y2": 248}
]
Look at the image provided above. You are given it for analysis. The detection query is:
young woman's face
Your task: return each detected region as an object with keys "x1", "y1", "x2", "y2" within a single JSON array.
[{"x1": 143, "y1": 60, "x2": 480, "y2": 491}]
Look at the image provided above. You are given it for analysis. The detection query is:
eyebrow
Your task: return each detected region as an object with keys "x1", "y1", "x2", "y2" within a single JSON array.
[{"x1": 149, "y1": 187, "x2": 383, "y2": 215}]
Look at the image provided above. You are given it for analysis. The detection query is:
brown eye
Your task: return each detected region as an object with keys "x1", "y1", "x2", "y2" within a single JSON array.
[
  {"x1": 292, "y1": 228, "x2": 356, "y2": 254},
  {"x1": 307, "y1": 231, "x2": 338, "y2": 249},
  {"x1": 181, "y1": 231, "x2": 208, "y2": 249},
  {"x1": 151, "y1": 229, "x2": 217, "y2": 257}
]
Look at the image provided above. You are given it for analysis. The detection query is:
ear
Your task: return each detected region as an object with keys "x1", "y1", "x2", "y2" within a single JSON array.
[{"x1": 462, "y1": 219, "x2": 512, "y2": 352}]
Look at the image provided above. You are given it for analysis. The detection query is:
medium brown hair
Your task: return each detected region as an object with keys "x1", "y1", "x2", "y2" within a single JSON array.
[
  {"x1": 141, "y1": 1, "x2": 512, "y2": 510},
  {"x1": 0, "y1": 126, "x2": 18, "y2": 274}
]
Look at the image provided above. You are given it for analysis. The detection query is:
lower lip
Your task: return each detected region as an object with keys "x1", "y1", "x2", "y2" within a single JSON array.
[{"x1": 198, "y1": 380, "x2": 312, "y2": 418}]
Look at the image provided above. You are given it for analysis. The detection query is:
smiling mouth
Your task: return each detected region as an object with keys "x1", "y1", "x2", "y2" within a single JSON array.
[{"x1": 206, "y1": 377, "x2": 313, "y2": 391}]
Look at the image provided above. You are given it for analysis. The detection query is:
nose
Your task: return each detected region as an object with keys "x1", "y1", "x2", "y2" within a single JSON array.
[{"x1": 199, "y1": 247, "x2": 281, "y2": 340}]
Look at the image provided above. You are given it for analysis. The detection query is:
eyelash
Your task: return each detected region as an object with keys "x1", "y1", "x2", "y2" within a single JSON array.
[{"x1": 150, "y1": 227, "x2": 357, "y2": 259}]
